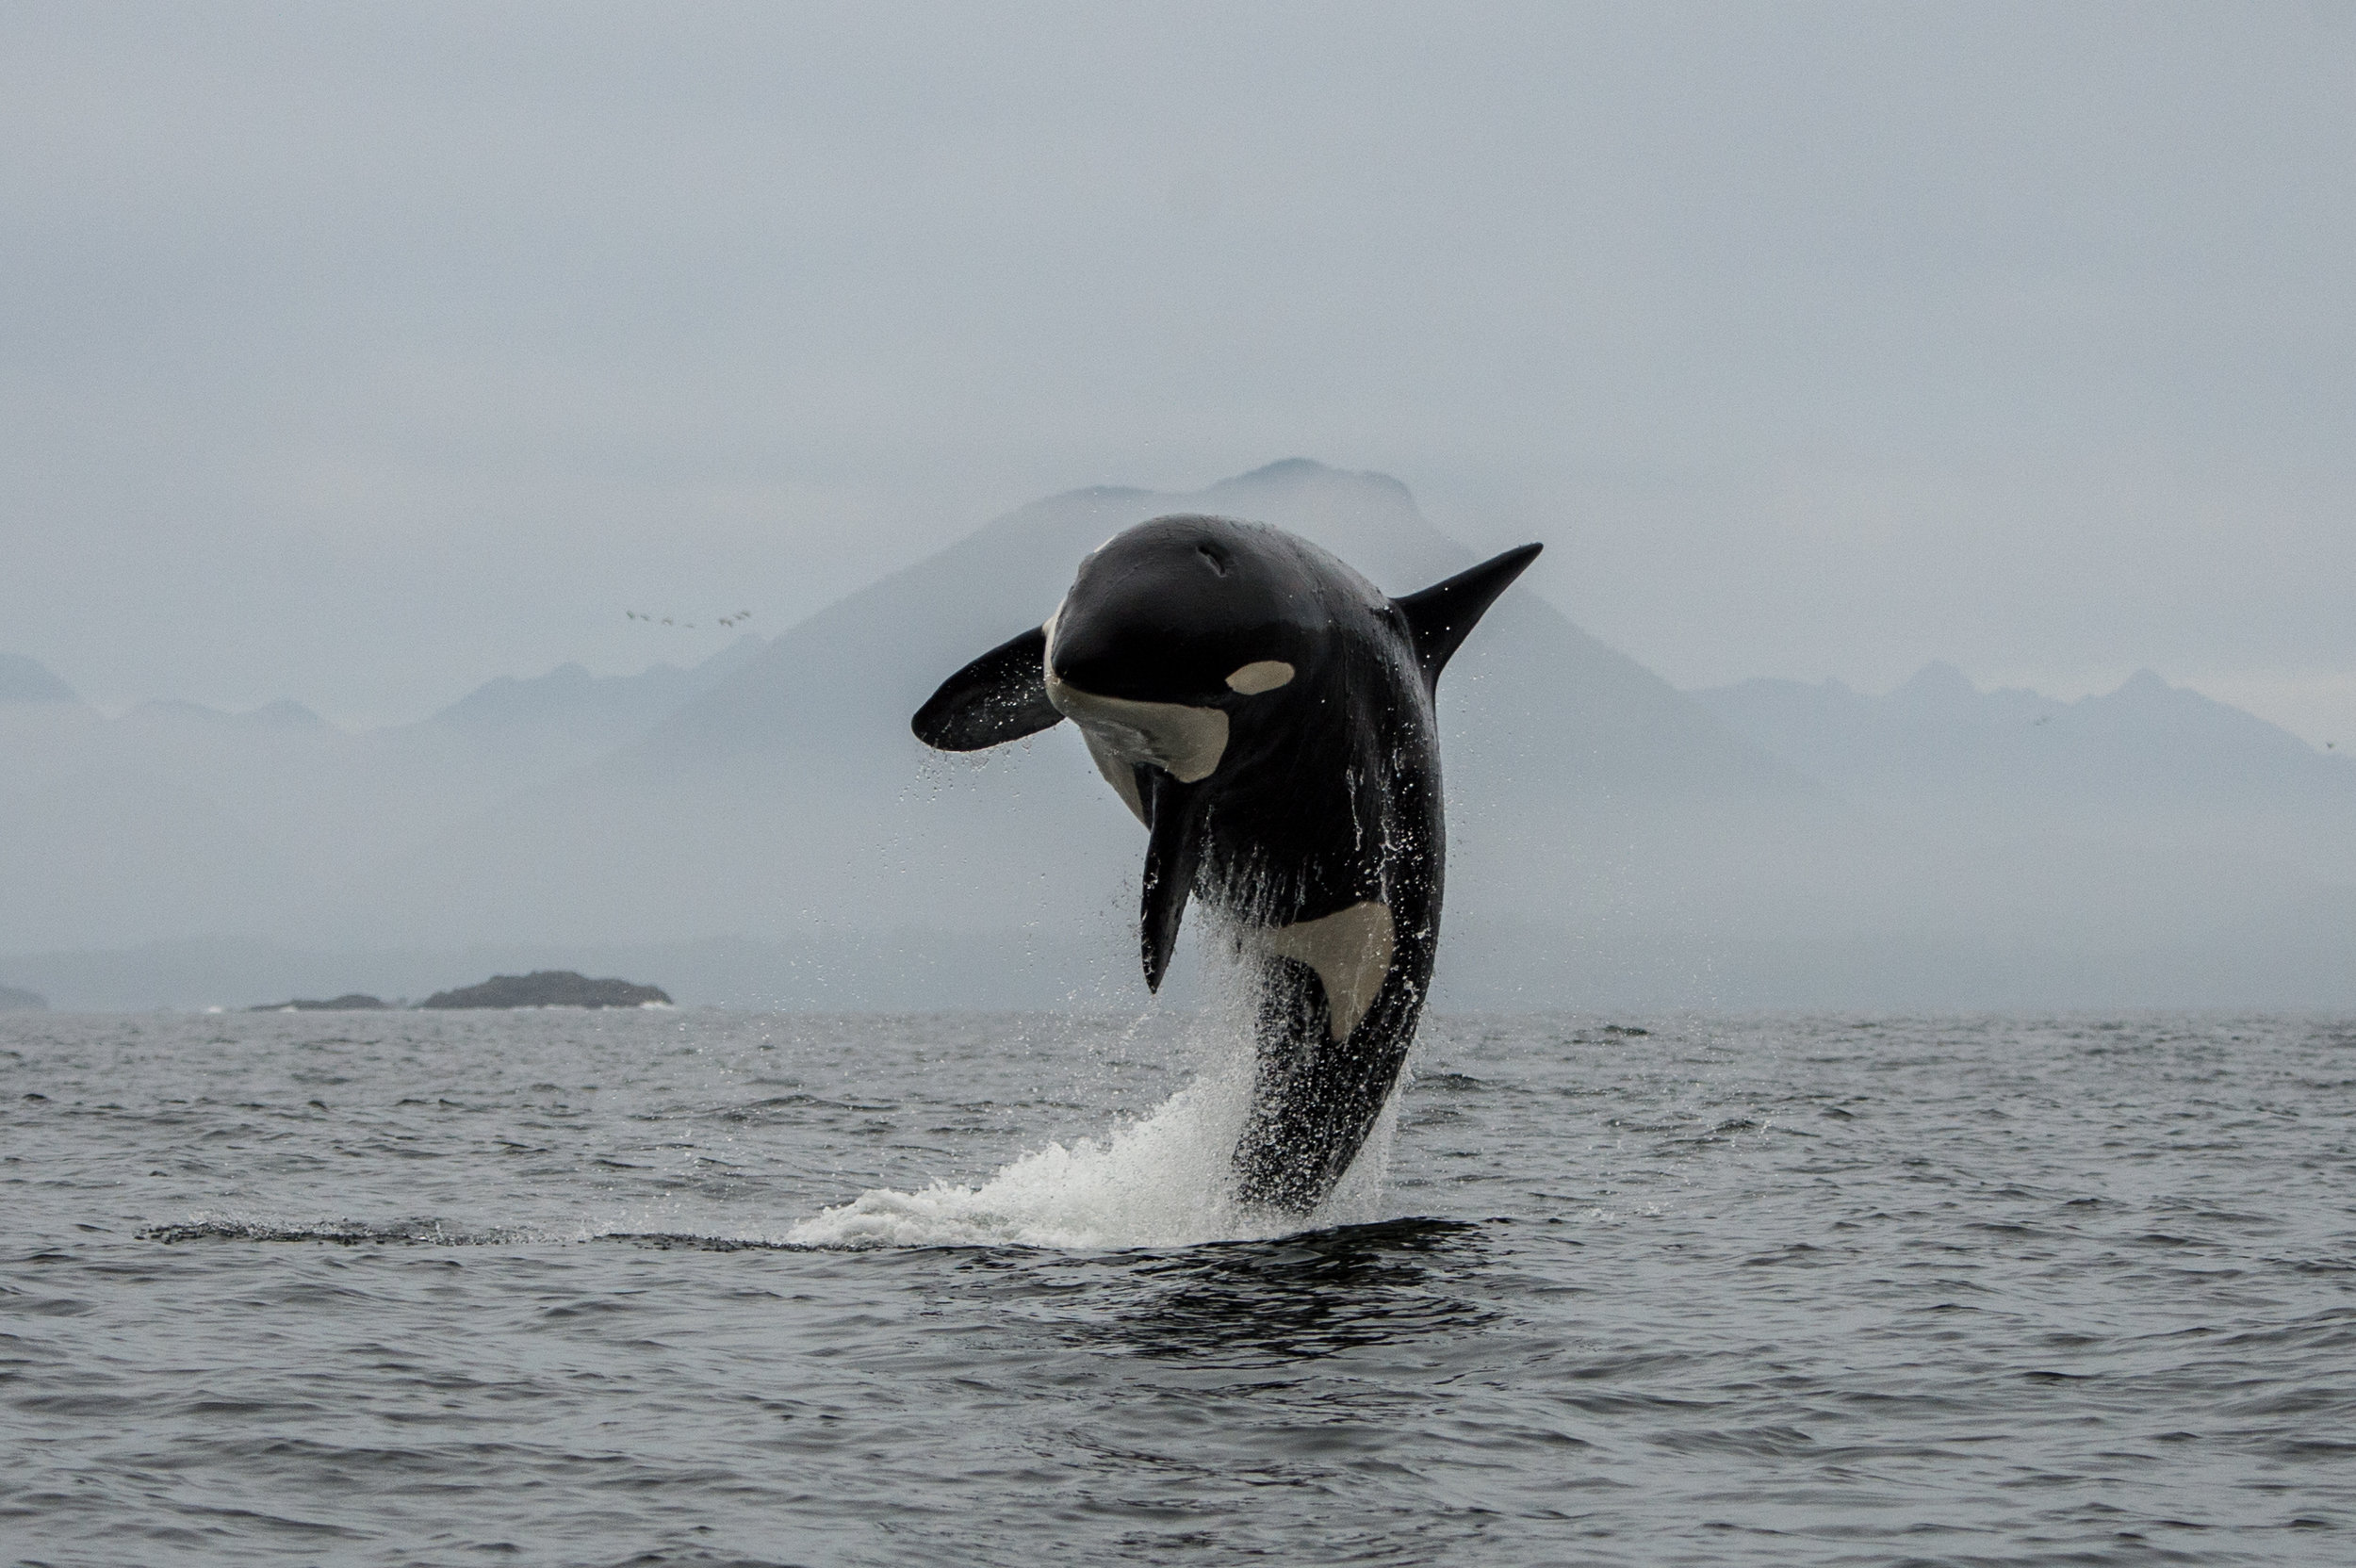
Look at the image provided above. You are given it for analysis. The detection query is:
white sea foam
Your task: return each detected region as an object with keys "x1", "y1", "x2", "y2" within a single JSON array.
[{"x1": 785, "y1": 1052, "x2": 1403, "y2": 1251}]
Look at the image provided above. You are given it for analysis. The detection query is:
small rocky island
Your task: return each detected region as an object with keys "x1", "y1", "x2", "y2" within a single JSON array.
[
  {"x1": 0, "y1": 983, "x2": 47, "y2": 1011},
  {"x1": 248, "y1": 993, "x2": 390, "y2": 1012},
  {"x1": 418, "y1": 971, "x2": 671, "y2": 1009}
]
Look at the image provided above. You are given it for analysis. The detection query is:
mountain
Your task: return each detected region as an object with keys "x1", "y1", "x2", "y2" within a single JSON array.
[
  {"x1": 130, "y1": 697, "x2": 335, "y2": 730},
  {"x1": 1694, "y1": 662, "x2": 2356, "y2": 883},
  {"x1": 416, "y1": 635, "x2": 765, "y2": 745},
  {"x1": 0, "y1": 638, "x2": 767, "y2": 951},
  {"x1": 5, "y1": 464, "x2": 2350, "y2": 1008},
  {"x1": 383, "y1": 458, "x2": 2348, "y2": 1003},
  {"x1": 356, "y1": 461, "x2": 1824, "y2": 971},
  {"x1": 0, "y1": 653, "x2": 80, "y2": 705}
]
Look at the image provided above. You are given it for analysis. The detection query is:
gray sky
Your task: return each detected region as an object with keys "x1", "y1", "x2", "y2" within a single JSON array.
[{"x1": 5, "y1": 2, "x2": 2351, "y2": 740}]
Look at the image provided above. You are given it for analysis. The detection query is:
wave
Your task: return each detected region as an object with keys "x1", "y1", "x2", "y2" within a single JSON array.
[
  {"x1": 145, "y1": 1004, "x2": 1413, "y2": 1255},
  {"x1": 141, "y1": 1068, "x2": 1405, "y2": 1253},
  {"x1": 785, "y1": 1054, "x2": 1402, "y2": 1250},
  {"x1": 141, "y1": 1214, "x2": 829, "y2": 1251},
  {"x1": 142, "y1": 1216, "x2": 539, "y2": 1248}
]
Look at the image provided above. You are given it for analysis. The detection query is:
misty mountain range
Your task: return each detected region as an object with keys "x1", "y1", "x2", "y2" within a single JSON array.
[
  {"x1": 5, "y1": 461, "x2": 2349, "y2": 1011},
  {"x1": 1694, "y1": 662, "x2": 2356, "y2": 886}
]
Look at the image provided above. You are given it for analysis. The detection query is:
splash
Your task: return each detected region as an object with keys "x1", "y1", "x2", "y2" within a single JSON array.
[{"x1": 786, "y1": 1052, "x2": 1404, "y2": 1251}]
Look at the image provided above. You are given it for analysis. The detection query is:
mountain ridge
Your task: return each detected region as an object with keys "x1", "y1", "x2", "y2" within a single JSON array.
[
  {"x1": 350, "y1": 460, "x2": 1820, "y2": 952},
  {"x1": 0, "y1": 653, "x2": 80, "y2": 706},
  {"x1": 4, "y1": 460, "x2": 2348, "y2": 1003}
]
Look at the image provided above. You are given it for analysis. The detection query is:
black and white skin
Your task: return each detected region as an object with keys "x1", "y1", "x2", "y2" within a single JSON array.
[{"x1": 913, "y1": 514, "x2": 1540, "y2": 1213}]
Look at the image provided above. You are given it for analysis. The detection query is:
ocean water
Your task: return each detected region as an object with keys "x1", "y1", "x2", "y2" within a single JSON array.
[{"x1": 3, "y1": 1006, "x2": 2352, "y2": 1566}]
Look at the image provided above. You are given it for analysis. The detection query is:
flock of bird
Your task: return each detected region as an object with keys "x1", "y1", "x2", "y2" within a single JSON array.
[{"x1": 625, "y1": 610, "x2": 756, "y2": 629}]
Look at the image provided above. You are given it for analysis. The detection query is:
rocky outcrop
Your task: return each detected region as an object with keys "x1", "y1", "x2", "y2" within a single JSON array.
[
  {"x1": 247, "y1": 993, "x2": 389, "y2": 1011},
  {"x1": 418, "y1": 971, "x2": 671, "y2": 1009},
  {"x1": 0, "y1": 983, "x2": 46, "y2": 1011}
]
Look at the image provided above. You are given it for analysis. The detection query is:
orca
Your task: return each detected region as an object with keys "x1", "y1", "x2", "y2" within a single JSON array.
[{"x1": 913, "y1": 514, "x2": 1540, "y2": 1212}]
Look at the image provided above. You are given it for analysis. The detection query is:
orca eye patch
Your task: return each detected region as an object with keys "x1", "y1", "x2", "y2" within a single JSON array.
[{"x1": 1225, "y1": 661, "x2": 1295, "y2": 694}]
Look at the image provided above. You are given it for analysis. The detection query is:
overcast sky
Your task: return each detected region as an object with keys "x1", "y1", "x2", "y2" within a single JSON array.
[{"x1": 4, "y1": 2, "x2": 2351, "y2": 740}]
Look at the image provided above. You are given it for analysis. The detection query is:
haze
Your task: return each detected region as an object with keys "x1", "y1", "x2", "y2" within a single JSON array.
[
  {"x1": 3, "y1": 6, "x2": 2352, "y2": 1011},
  {"x1": 5, "y1": 2, "x2": 2351, "y2": 739}
]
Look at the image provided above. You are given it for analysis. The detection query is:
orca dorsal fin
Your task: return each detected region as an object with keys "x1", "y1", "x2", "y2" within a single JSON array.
[{"x1": 1394, "y1": 542, "x2": 1543, "y2": 686}]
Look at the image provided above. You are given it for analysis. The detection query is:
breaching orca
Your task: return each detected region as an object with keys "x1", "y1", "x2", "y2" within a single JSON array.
[{"x1": 913, "y1": 514, "x2": 1540, "y2": 1212}]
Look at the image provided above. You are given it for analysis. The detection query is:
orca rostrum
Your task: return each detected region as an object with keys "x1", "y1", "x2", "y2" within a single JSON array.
[{"x1": 913, "y1": 514, "x2": 1541, "y2": 1212}]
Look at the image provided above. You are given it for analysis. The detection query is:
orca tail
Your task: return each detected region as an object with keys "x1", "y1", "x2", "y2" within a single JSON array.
[
  {"x1": 911, "y1": 625, "x2": 1066, "y2": 751},
  {"x1": 1393, "y1": 542, "x2": 1543, "y2": 688}
]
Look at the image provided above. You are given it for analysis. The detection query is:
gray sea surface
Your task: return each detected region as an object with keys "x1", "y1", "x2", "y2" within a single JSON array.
[{"x1": 3, "y1": 1008, "x2": 2353, "y2": 1566}]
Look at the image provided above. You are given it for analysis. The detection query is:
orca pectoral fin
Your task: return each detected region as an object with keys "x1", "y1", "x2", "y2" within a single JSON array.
[
  {"x1": 911, "y1": 626, "x2": 1066, "y2": 751},
  {"x1": 1394, "y1": 542, "x2": 1543, "y2": 687},
  {"x1": 1137, "y1": 770, "x2": 1204, "y2": 992}
]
